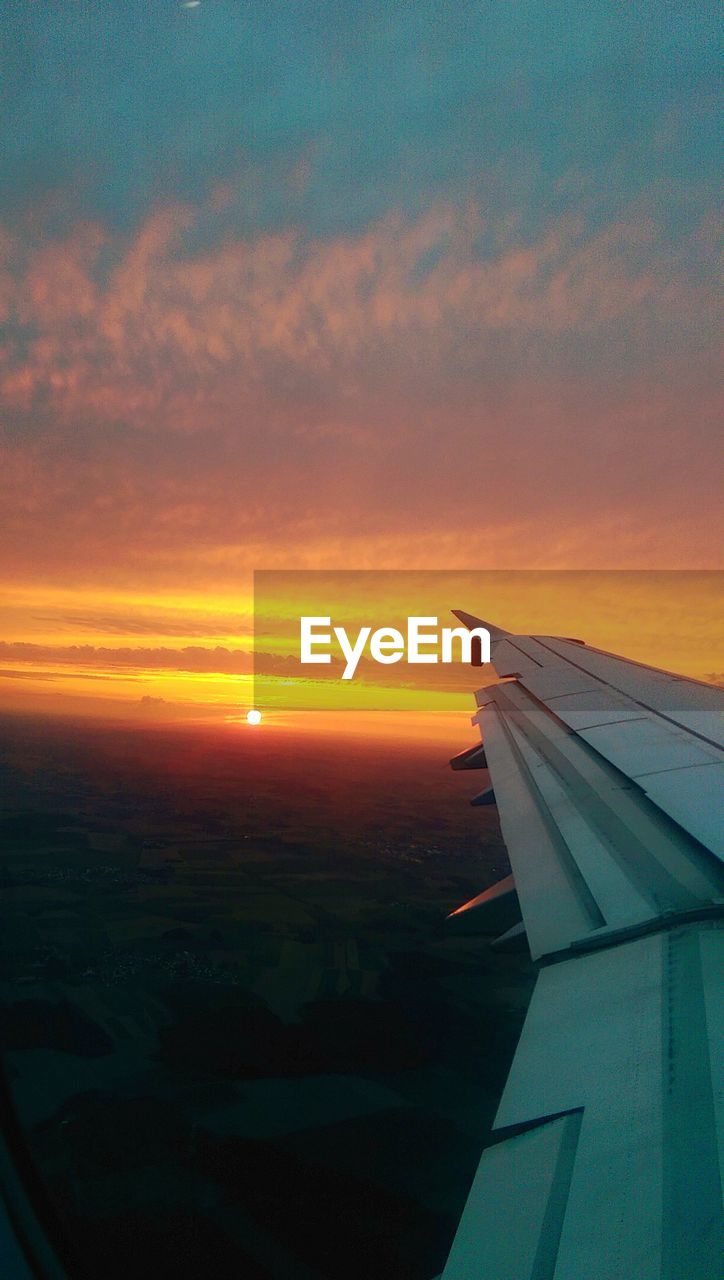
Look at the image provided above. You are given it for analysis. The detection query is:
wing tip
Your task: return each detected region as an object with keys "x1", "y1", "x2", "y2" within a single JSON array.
[{"x1": 451, "y1": 609, "x2": 510, "y2": 641}]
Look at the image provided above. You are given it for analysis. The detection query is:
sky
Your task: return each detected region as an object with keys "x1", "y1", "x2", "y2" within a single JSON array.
[{"x1": 0, "y1": 1, "x2": 721, "y2": 723}]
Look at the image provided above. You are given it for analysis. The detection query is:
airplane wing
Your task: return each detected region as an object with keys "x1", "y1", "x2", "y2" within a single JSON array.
[{"x1": 440, "y1": 614, "x2": 724, "y2": 1280}]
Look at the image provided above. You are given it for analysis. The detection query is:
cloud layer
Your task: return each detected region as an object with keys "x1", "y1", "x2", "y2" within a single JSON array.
[{"x1": 1, "y1": 198, "x2": 721, "y2": 583}]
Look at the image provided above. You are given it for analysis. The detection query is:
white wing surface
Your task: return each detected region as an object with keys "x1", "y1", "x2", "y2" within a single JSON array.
[{"x1": 442, "y1": 614, "x2": 724, "y2": 1280}]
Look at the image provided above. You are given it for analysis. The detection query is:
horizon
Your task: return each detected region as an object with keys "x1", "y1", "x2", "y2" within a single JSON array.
[{"x1": 1, "y1": 570, "x2": 721, "y2": 730}]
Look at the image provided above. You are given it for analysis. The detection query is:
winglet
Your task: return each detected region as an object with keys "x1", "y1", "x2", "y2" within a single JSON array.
[{"x1": 451, "y1": 610, "x2": 510, "y2": 642}]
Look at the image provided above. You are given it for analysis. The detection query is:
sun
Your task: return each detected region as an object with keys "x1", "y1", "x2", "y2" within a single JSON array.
[{"x1": 246, "y1": 708, "x2": 262, "y2": 725}]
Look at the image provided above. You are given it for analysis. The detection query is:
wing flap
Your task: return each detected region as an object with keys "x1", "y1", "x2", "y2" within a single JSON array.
[
  {"x1": 479, "y1": 626, "x2": 723, "y2": 861},
  {"x1": 637, "y1": 761, "x2": 724, "y2": 858},
  {"x1": 478, "y1": 679, "x2": 722, "y2": 957},
  {"x1": 441, "y1": 1112, "x2": 582, "y2": 1280},
  {"x1": 444, "y1": 924, "x2": 724, "y2": 1279},
  {"x1": 481, "y1": 703, "x2": 598, "y2": 958}
]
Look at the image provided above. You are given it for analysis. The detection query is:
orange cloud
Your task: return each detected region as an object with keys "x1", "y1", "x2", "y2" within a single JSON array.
[
  {"x1": 1, "y1": 202, "x2": 717, "y2": 430},
  {"x1": 0, "y1": 641, "x2": 252, "y2": 674},
  {"x1": 0, "y1": 198, "x2": 720, "y2": 594}
]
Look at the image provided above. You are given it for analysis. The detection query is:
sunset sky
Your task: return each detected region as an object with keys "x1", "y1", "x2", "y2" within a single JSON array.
[{"x1": 1, "y1": 2, "x2": 721, "y2": 724}]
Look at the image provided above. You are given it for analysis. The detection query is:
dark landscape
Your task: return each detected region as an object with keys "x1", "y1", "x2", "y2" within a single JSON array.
[{"x1": 0, "y1": 712, "x2": 533, "y2": 1280}]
